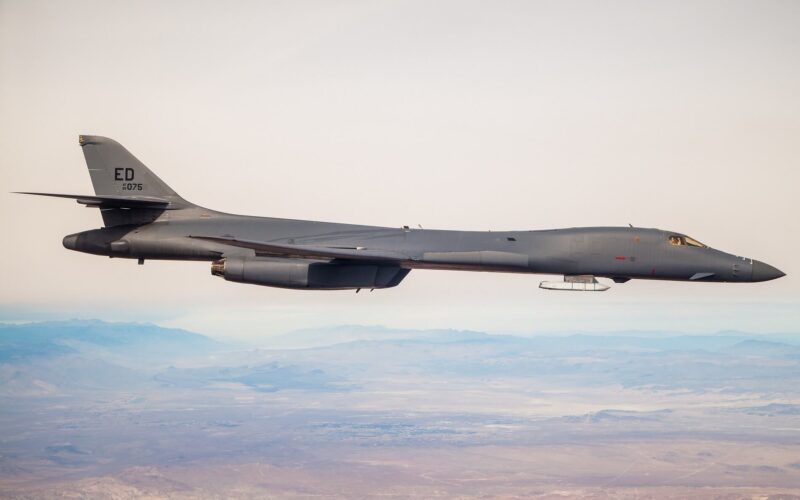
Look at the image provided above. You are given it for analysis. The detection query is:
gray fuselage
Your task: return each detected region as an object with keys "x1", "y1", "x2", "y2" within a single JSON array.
[{"x1": 63, "y1": 205, "x2": 783, "y2": 285}]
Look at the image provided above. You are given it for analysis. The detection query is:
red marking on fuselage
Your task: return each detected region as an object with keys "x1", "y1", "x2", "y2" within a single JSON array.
[{"x1": 615, "y1": 256, "x2": 626, "y2": 260}]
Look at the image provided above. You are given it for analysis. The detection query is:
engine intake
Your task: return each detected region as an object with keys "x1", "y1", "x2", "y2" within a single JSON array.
[{"x1": 210, "y1": 256, "x2": 409, "y2": 290}]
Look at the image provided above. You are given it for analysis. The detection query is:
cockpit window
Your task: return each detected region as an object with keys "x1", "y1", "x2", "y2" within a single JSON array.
[
  {"x1": 668, "y1": 235, "x2": 707, "y2": 248},
  {"x1": 684, "y1": 236, "x2": 706, "y2": 248}
]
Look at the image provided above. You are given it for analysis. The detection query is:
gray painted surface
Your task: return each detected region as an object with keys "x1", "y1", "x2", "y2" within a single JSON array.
[{"x1": 22, "y1": 136, "x2": 786, "y2": 291}]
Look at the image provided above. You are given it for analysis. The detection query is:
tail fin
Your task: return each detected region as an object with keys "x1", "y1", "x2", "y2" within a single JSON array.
[
  {"x1": 78, "y1": 135, "x2": 193, "y2": 226},
  {"x1": 79, "y1": 135, "x2": 189, "y2": 205}
]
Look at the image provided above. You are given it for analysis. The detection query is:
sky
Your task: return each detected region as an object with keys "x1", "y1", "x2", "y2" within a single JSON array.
[{"x1": 1, "y1": 0, "x2": 798, "y2": 341}]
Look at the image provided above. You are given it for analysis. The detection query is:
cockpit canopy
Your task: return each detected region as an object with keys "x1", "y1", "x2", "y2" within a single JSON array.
[{"x1": 668, "y1": 234, "x2": 706, "y2": 248}]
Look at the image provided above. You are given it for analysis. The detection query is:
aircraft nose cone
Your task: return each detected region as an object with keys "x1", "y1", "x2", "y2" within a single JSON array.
[
  {"x1": 751, "y1": 260, "x2": 785, "y2": 282},
  {"x1": 62, "y1": 233, "x2": 78, "y2": 250}
]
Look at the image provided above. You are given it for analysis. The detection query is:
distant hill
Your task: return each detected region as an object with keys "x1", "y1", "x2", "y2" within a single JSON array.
[
  {"x1": 247, "y1": 326, "x2": 800, "y2": 391},
  {"x1": 2, "y1": 320, "x2": 799, "y2": 397},
  {"x1": 0, "y1": 319, "x2": 220, "y2": 362},
  {"x1": 264, "y1": 324, "x2": 501, "y2": 349},
  {"x1": 723, "y1": 339, "x2": 800, "y2": 356},
  {"x1": 0, "y1": 320, "x2": 223, "y2": 396},
  {"x1": 264, "y1": 325, "x2": 800, "y2": 354}
]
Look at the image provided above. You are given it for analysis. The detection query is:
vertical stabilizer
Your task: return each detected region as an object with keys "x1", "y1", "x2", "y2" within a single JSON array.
[
  {"x1": 79, "y1": 135, "x2": 187, "y2": 201},
  {"x1": 78, "y1": 135, "x2": 192, "y2": 226}
]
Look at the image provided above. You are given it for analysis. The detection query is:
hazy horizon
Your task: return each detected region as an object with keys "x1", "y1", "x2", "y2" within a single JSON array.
[{"x1": 1, "y1": 315, "x2": 799, "y2": 345}]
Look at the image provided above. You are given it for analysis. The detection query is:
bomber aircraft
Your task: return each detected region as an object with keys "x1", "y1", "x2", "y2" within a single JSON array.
[{"x1": 18, "y1": 136, "x2": 785, "y2": 292}]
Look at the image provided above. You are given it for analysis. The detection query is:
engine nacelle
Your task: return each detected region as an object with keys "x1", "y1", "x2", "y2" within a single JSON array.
[{"x1": 211, "y1": 256, "x2": 409, "y2": 290}]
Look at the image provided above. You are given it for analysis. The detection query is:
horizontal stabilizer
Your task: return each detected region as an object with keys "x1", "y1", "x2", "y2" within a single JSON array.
[
  {"x1": 190, "y1": 236, "x2": 409, "y2": 262},
  {"x1": 15, "y1": 192, "x2": 175, "y2": 209}
]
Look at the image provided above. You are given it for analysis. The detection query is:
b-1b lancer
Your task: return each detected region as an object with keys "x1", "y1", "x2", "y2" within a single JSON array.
[{"x1": 18, "y1": 136, "x2": 785, "y2": 292}]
